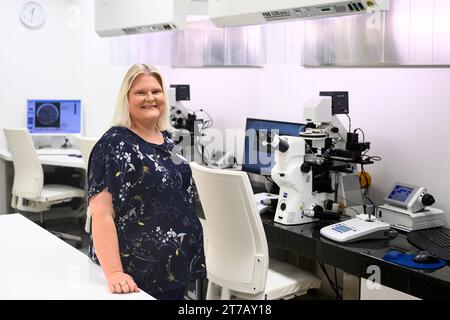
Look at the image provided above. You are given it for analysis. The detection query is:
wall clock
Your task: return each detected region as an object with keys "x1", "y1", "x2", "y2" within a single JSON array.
[{"x1": 19, "y1": 1, "x2": 46, "y2": 29}]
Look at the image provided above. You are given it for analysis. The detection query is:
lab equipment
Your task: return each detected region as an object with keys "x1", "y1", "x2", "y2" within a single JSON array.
[
  {"x1": 270, "y1": 134, "x2": 328, "y2": 225},
  {"x1": 269, "y1": 92, "x2": 372, "y2": 225},
  {"x1": 320, "y1": 214, "x2": 391, "y2": 243},
  {"x1": 242, "y1": 118, "x2": 304, "y2": 176},
  {"x1": 95, "y1": 0, "x2": 191, "y2": 37},
  {"x1": 208, "y1": 151, "x2": 236, "y2": 169},
  {"x1": 190, "y1": 162, "x2": 321, "y2": 300},
  {"x1": 254, "y1": 192, "x2": 278, "y2": 214},
  {"x1": 168, "y1": 85, "x2": 205, "y2": 164},
  {"x1": 209, "y1": 0, "x2": 390, "y2": 27},
  {"x1": 378, "y1": 183, "x2": 445, "y2": 231},
  {"x1": 407, "y1": 227, "x2": 450, "y2": 260},
  {"x1": 27, "y1": 99, "x2": 82, "y2": 135}
]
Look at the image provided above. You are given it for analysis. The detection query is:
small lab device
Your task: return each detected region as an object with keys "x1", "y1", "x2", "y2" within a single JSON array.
[
  {"x1": 377, "y1": 183, "x2": 444, "y2": 232},
  {"x1": 320, "y1": 214, "x2": 391, "y2": 243},
  {"x1": 27, "y1": 100, "x2": 82, "y2": 135}
]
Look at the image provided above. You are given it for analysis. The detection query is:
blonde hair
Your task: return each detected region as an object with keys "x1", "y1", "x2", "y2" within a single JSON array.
[{"x1": 111, "y1": 64, "x2": 172, "y2": 131}]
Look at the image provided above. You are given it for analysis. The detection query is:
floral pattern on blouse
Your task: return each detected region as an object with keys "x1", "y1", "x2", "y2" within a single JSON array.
[{"x1": 87, "y1": 126, "x2": 206, "y2": 295}]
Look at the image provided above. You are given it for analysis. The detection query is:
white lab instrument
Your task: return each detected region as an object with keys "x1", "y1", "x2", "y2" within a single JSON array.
[
  {"x1": 209, "y1": 0, "x2": 390, "y2": 28},
  {"x1": 270, "y1": 135, "x2": 329, "y2": 225},
  {"x1": 301, "y1": 96, "x2": 348, "y2": 150},
  {"x1": 320, "y1": 214, "x2": 391, "y2": 243},
  {"x1": 270, "y1": 94, "x2": 357, "y2": 225},
  {"x1": 95, "y1": 0, "x2": 190, "y2": 37},
  {"x1": 378, "y1": 183, "x2": 444, "y2": 232}
]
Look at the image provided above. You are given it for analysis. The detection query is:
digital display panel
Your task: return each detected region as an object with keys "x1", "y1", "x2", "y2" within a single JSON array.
[{"x1": 387, "y1": 185, "x2": 414, "y2": 203}]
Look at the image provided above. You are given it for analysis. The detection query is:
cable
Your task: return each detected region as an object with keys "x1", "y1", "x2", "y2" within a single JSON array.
[
  {"x1": 353, "y1": 128, "x2": 365, "y2": 142},
  {"x1": 265, "y1": 176, "x2": 275, "y2": 184},
  {"x1": 319, "y1": 262, "x2": 342, "y2": 300},
  {"x1": 194, "y1": 109, "x2": 214, "y2": 129},
  {"x1": 334, "y1": 267, "x2": 339, "y2": 298},
  {"x1": 345, "y1": 113, "x2": 351, "y2": 132},
  {"x1": 365, "y1": 155, "x2": 382, "y2": 162}
]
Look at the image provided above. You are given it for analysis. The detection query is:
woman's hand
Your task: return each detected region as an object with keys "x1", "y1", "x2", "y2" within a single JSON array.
[{"x1": 106, "y1": 271, "x2": 140, "y2": 294}]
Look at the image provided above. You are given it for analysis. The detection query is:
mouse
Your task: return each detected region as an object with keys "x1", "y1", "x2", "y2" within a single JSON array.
[{"x1": 413, "y1": 251, "x2": 440, "y2": 264}]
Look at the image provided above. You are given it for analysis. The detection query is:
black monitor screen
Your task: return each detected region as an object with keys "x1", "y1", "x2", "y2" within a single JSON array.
[{"x1": 242, "y1": 118, "x2": 304, "y2": 176}]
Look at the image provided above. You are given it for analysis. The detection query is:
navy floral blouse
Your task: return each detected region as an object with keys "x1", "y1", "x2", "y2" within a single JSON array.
[{"x1": 87, "y1": 126, "x2": 206, "y2": 295}]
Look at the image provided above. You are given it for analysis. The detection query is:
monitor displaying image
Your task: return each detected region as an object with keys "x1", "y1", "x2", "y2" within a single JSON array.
[
  {"x1": 242, "y1": 118, "x2": 304, "y2": 176},
  {"x1": 27, "y1": 100, "x2": 81, "y2": 134}
]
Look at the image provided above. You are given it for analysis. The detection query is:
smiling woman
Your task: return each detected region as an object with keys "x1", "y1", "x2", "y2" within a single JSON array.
[
  {"x1": 86, "y1": 64, "x2": 206, "y2": 300},
  {"x1": 127, "y1": 74, "x2": 166, "y2": 144}
]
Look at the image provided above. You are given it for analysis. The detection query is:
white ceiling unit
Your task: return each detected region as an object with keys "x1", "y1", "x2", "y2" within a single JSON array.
[
  {"x1": 209, "y1": 0, "x2": 390, "y2": 28},
  {"x1": 95, "y1": 0, "x2": 190, "y2": 37}
]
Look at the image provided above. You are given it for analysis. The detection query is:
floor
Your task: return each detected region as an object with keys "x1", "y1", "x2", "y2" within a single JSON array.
[{"x1": 26, "y1": 214, "x2": 91, "y2": 253}]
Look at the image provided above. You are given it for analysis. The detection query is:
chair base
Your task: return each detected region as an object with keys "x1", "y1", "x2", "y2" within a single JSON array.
[
  {"x1": 12, "y1": 194, "x2": 85, "y2": 248},
  {"x1": 206, "y1": 259, "x2": 322, "y2": 300},
  {"x1": 11, "y1": 194, "x2": 74, "y2": 212},
  {"x1": 50, "y1": 230, "x2": 83, "y2": 248}
]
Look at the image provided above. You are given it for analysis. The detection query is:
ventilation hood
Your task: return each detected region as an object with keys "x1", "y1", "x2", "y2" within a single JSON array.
[
  {"x1": 95, "y1": 0, "x2": 191, "y2": 37},
  {"x1": 209, "y1": 0, "x2": 390, "y2": 28}
]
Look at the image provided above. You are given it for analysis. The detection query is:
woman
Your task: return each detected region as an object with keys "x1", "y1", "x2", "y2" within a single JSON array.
[{"x1": 87, "y1": 64, "x2": 206, "y2": 300}]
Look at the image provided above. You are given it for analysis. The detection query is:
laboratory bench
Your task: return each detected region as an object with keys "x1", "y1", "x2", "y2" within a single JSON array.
[{"x1": 260, "y1": 212, "x2": 450, "y2": 300}]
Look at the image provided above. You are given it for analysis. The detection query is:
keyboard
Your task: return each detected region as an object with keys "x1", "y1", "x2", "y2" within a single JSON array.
[
  {"x1": 35, "y1": 148, "x2": 81, "y2": 156},
  {"x1": 407, "y1": 227, "x2": 450, "y2": 261}
]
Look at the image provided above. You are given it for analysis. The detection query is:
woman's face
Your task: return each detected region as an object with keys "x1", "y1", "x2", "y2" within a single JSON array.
[{"x1": 128, "y1": 73, "x2": 165, "y2": 127}]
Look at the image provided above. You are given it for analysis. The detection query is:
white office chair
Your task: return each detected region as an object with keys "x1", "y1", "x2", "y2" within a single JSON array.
[
  {"x1": 75, "y1": 135, "x2": 98, "y2": 234},
  {"x1": 190, "y1": 162, "x2": 321, "y2": 300},
  {"x1": 3, "y1": 128, "x2": 85, "y2": 243}
]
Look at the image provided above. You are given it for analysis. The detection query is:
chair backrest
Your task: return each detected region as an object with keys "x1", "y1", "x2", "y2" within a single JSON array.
[
  {"x1": 75, "y1": 136, "x2": 97, "y2": 169},
  {"x1": 190, "y1": 162, "x2": 269, "y2": 294},
  {"x1": 3, "y1": 128, "x2": 43, "y2": 199}
]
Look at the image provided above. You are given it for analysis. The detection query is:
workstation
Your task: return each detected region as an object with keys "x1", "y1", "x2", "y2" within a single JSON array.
[{"x1": 1, "y1": 0, "x2": 450, "y2": 301}]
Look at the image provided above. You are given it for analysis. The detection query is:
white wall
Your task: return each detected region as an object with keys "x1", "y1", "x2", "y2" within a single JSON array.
[
  {"x1": 1, "y1": 0, "x2": 449, "y2": 226},
  {"x1": 0, "y1": 0, "x2": 83, "y2": 150}
]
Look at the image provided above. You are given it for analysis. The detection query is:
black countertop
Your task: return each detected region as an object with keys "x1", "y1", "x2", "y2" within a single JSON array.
[{"x1": 261, "y1": 213, "x2": 450, "y2": 300}]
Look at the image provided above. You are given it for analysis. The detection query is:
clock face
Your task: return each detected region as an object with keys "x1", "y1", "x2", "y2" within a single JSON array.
[{"x1": 19, "y1": 1, "x2": 46, "y2": 28}]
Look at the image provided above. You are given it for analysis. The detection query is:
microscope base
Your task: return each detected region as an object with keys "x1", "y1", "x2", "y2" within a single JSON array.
[{"x1": 274, "y1": 211, "x2": 317, "y2": 225}]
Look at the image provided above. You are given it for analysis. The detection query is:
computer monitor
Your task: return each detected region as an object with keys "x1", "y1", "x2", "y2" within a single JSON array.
[
  {"x1": 26, "y1": 99, "x2": 82, "y2": 134},
  {"x1": 242, "y1": 118, "x2": 304, "y2": 176}
]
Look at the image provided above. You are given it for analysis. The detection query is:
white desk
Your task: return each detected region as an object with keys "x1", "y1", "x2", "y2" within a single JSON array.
[
  {"x1": 0, "y1": 214, "x2": 154, "y2": 300},
  {"x1": 0, "y1": 149, "x2": 85, "y2": 169}
]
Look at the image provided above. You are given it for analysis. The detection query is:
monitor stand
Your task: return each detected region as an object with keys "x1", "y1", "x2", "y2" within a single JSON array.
[{"x1": 33, "y1": 135, "x2": 74, "y2": 149}]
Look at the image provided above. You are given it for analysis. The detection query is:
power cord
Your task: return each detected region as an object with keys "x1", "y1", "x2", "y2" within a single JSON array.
[{"x1": 319, "y1": 262, "x2": 342, "y2": 300}]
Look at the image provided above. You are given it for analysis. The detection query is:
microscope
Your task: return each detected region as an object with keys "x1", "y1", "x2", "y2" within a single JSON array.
[
  {"x1": 271, "y1": 92, "x2": 373, "y2": 226},
  {"x1": 270, "y1": 134, "x2": 327, "y2": 225},
  {"x1": 168, "y1": 84, "x2": 204, "y2": 164}
]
